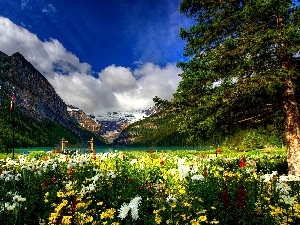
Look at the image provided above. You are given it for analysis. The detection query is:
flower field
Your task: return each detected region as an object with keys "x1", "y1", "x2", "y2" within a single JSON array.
[{"x1": 0, "y1": 149, "x2": 299, "y2": 225}]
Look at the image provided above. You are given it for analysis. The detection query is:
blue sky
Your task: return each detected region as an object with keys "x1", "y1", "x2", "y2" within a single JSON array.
[{"x1": 0, "y1": 0, "x2": 192, "y2": 114}]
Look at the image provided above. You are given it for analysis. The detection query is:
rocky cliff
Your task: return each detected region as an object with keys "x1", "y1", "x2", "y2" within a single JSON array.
[{"x1": 0, "y1": 51, "x2": 106, "y2": 146}]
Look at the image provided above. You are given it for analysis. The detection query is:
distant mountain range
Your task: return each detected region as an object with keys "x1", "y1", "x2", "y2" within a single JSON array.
[
  {"x1": 67, "y1": 105, "x2": 157, "y2": 143},
  {"x1": 0, "y1": 51, "x2": 162, "y2": 149}
]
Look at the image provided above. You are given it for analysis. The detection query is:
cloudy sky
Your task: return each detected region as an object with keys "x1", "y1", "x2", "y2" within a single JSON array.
[{"x1": 0, "y1": 0, "x2": 192, "y2": 114}]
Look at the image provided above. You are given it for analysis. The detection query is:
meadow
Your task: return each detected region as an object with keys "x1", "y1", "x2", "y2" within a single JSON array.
[{"x1": 0, "y1": 148, "x2": 299, "y2": 225}]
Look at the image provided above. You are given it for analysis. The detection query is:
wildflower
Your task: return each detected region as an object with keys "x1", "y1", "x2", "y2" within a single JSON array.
[
  {"x1": 235, "y1": 183, "x2": 247, "y2": 210},
  {"x1": 62, "y1": 216, "x2": 72, "y2": 224},
  {"x1": 118, "y1": 204, "x2": 130, "y2": 220},
  {"x1": 166, "y1": 194, "x2": 177, "y2": 204},
  {"x1": 5, "y1": 202, "x2": 15, "y2": 211},
  {"x1": 57, "y1": 191, "x2": 64, "y2": 198},
  {"x1": 118, "y1": 195, "x2": 142, "y2": 220},
  {"x1": 221, "y1": 185, "x2": 230, "y2": 208},
  {"x1": 199, "y1": 215, "x2": 207, "y2": 222},
  {"x1": 155, "y1": 214, "x2": 162, "y2": 224},
  {"x1": 276, "y1": 182, "x2": 291, "y2": 194},
  {"x1": 13, "y1": 194, "x2": 26, "y2": 202},
  {"x1": 80, "y1": 159, "x2": 88, "y2": 167},
  {"x1": 178, "y1": 158, "x2": 190, "y2": 180},
  {"x1": 191, "y1": 219, "x2": 200, "y2": 225},
  {"x1": 210, "y1": 219, "x2": 219, "y2": 224},
  {"x1": 191, "y1": 174, "x2": 205, "y2": 181},
  {"x1": 130, "y1": 159, "x2": 138, "y2": 165},
  {"x1": 239, "y1": 157, "x2": 246, "y2": 168},
  {"x1": 282, "y1": 195, "x2": 296, "y2": 205},
  {"x1": 107, "y1": 170, "x2": 116, "y2": 178},
  {"x1": 261, "y1": 173, "x2": 273, "y2": 182}
]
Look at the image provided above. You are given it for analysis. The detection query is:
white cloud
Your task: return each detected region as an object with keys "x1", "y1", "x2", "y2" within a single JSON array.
[
  {"x1": 42, "y1": 4, "x2": 56, "y2": 13},
  {"x1": 0, "y1": 16, "x2": 182, "y2": 114},
  {"x1": 21, "y1": 0, "x2": 30, "y2": 10}
]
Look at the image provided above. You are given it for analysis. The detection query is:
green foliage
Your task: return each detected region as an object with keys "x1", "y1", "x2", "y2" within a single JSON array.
[
  {"x1": 0, "y1": 94, "x2": 106, "y2": 153},
  {"x1": 115, "y1": 109, "x2": 196, "y2": 147},
  {"x1": 168, "y1": 0, "x2": 300, "y2": 150}
]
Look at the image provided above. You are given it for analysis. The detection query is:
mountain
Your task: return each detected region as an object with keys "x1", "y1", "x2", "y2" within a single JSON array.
[
  {"x1": 67, "y1": 106, "x2": 157, "y2": 144},
  {"x1": 112, "y1": 107, "x2": 194, "y2": 147},
  {"x1": 0, "y1": 51, "x2": 107, "y2": 150}
]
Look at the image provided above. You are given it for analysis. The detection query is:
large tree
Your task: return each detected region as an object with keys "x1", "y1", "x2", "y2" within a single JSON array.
[{"x1": 175, "y1": 0, "x2": 300, "y2": 174}]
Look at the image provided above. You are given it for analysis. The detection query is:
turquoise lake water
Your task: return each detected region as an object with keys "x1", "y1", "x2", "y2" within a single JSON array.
[{"x1": 14, "y1": 146, "x2": 212, "y2": 154}]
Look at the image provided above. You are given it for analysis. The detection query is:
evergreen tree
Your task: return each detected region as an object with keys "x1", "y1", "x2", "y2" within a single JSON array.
[{"x1": 176, "y1": 0, "x2": 300, "y2": 174}]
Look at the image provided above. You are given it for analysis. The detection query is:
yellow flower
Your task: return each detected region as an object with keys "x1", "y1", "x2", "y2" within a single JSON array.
[
  {"x1": 155, "y1": 214, "x2": 162, "y2": 224},
  {"x1": 107, "y1": 208, "x2": 116, "y2": 219},
  {"x1": 57, "y1": 191, "x2": 64, "y2": 198},
  {"x1": 170, "y1": 203, "x2": 177, "y2": 208},
  {"x1": 211, "y1": 206, "x2": 216, "y2": 210},
  {"x1": 183, "y1": 202, "x2": 192, "y2": 207},
  {"x1": 199, "y1": 215, "x2": 207, "y2": 222},
  {"x1": 86, "y1": 216, "x2": 93, "y2": 223},
  {"x1": 210, "y1": 219, "x2": 219, "y2": 224},
  {"x1": 97, "y1": 201, "x2": 104, "y2": 206},
  {"x1": 62, "y1": 216, "x2": 72, "y2": 224},
  {"x1": 191, "y1": 219, "x2": 200, "y2": 225},
  {"x1": 179, "y1": 188, "x2": 186, "y2": 194},
  {"x1": 76, "y1": 202, "x2": 86, "y2": 209}
]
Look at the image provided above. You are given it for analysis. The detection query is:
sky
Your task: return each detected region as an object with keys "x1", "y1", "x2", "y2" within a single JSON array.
[{"x1": 0, "y1": 0, "x2": 192, "y2": 114}]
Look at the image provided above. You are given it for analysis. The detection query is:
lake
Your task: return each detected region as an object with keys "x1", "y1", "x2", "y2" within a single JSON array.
[{"x1": 14, "y1": 146, "x2": 212, "y2": 154}]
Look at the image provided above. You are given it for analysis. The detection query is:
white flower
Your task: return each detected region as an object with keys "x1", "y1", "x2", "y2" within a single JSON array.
[
  {"x1": 261, "y1": 173, "x2": 273, "y2": 182},
  {"x1": 13, "y1": 194, "x2": 26, "y2": 202},
  {"x1": 166, "y1": 194, "x2": 177, "y2": 204},
  {"x1": 190, "y1": 166, "x2": 198, "y2": 174},
  {"x1": 5, "y1": 202, "x2": 16, "y2": 211},
  {"x1": 282, "y1": 195, "x2": 296, "y2": 205},
  {"x1": 118, "y1": 195, "x2": 142, "y2": 220},
  {"x1": 80, "y1": 159, "x2": 88, "y2": 167},
  {"x1": 65, "y1": 181, "x2": 73, "y2": 190},
  {"x1": 130, "y1": 159, "x2": 138, "y2": 165},
  {"x1": 276, "y1": 182, "x2": 291, "y2": 194},
  {"x1": 107, "y1": 171, "x2": 116, "y2": 178},
  {"x1": 118, "y1": 204, "x2": 131, "y2": 220},
  {"x1": 88, "y1": 183, "x2": 96, "y2": 192},
  {"x1": 140, "y1": 164, "x2": 145, "y2": 170},
  {"x1": 52, "y1": 162, "x2": 58, "y2": 170},
  {"x1": 191, "y1": 174, "x2": 205, "y2": 181},
  {"x1": 131, "y1": 207, "x2": 139, "y2": 220}
]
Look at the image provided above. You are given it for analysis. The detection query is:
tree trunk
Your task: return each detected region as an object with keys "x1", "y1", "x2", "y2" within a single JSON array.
[{"x1": 283, "y1": 78, "x2": 300, "y2": 175}]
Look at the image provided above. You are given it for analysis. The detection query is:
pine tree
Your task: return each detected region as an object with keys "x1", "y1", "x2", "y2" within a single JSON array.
[{"x1": 176, "y1": 0, "x2": 300, "y2": 174}]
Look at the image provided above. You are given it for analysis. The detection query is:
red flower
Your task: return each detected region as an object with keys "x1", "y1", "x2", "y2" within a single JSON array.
[
  {"x1": 202, "y1": 169, "x2": 208, "y2": 177},
  {"x1": 160, "y1": 160, "x2": 164, "y2": 166},
  {"x1": 149, "y1": 148, "x2": 153, "y2": 154},
  {"x1": 239, "y1": 157, "x2": 246, "y2": 168},
  {"x1": 221, "y1": 185, "x2": 230, "y2": 208},
  {"x1": 235, "y1": 183, "x2": 247, "y2": 210}
]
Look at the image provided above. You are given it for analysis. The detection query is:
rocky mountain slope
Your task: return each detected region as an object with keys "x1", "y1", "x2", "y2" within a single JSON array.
[{"x1": 0, "y1": 51, "x2": 106, "y2": 147}]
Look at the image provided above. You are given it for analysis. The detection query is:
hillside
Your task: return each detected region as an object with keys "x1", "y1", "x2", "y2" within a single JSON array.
[
  {"x1": 113, "y1": 108, "x2": 193, "y2": 147},
  {"x1": 0, "y1": 51, "x2": 107, "y2": 152}
]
